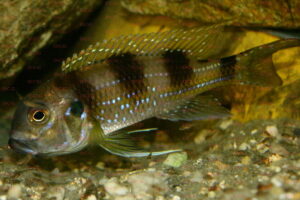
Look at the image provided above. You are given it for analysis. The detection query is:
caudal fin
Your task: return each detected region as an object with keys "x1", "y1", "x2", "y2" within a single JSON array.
[{"x1": 236, "y1": 39, "x2": 300, "y2": 86}]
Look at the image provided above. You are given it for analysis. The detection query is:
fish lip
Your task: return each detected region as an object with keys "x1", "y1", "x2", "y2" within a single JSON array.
[{"x1": 8, "y1": 138, "x2": 38, "y2": 155}]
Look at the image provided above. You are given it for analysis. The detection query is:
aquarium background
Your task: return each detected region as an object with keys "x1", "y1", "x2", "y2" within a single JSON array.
[{"x1": 1, "y1": 0, "x2": 300, "y2": 199}]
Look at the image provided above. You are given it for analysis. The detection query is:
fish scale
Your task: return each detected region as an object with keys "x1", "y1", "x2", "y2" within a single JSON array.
[{"x1": 9, "y1": 24, "x2": 300, "y2": 157}]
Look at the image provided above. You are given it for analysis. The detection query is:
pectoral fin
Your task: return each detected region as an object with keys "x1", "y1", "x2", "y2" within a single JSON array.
[{"x1": 91, "y1": 124, "x2": 181, "y2": 158}]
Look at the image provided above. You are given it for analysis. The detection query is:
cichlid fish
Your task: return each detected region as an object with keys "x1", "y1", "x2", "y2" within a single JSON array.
[{"x1": 9, "y1": 24, "x2": 300, "y2": 157}]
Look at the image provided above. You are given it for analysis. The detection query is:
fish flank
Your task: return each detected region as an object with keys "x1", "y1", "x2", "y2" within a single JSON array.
[
  {"x1": 219, "y1": 55, "x2": 237, "y2": 79},
  {"x1": 162, "y1": 50, "x2": 193, "y2": 87}
]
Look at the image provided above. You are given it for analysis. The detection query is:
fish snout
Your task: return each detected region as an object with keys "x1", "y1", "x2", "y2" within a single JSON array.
[{"x1": 8, "y1": 138, "x2": 38, "y2": 155}]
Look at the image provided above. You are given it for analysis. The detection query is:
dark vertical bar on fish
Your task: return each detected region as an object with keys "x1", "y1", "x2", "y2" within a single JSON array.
[
  {"x1": 219, "y1": 55, "x2": 237, "y2": 78},
  {"x1": 162, "y1": 50, "x2": 194, "y2": 87}
]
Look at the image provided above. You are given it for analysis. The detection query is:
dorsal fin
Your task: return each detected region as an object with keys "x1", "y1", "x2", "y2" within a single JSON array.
[{"x1": 61, "y1": 22, "x2": 233, "y2": 72}]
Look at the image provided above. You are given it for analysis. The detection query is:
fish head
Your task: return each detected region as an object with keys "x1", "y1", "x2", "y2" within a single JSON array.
[{"x1": 9, "y1": 81, "x2": 92, "y2": 156}]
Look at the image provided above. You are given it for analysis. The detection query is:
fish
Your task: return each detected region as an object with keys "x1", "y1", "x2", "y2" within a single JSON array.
[{"x1": 9, "y1": 24, "x2": 300, "y2": 157}]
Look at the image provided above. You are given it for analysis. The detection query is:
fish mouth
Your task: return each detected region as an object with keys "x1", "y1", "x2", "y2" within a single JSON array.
[{"x1": 8, "y1": 138, "x2": 38, "y2": 155}]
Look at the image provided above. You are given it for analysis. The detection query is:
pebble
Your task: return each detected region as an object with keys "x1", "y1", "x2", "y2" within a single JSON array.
[
  {"x1": 265, "y1": 125, "x2": 281, "y2": 139},
  {"x1": 163, "y1": 152, "x2": 187, "y2": 168},
  {"x1": 47, "y1": 187, "x2": 65, "y2": 200},
  {"x1": 219, "y1": 119, "x2": 233, "y2": 130},
  {"x1": 214, "y1": 160, "x2": 229, "y2": 170},
  {"x1": 156, "y1": 196, "x2": 165, "y2": 200},
  {"x1": 104, "y1": 178, "x2": 128, "y2": 196},
  {"x1": 251, "y1": 129, "x2": 258, "y2": 135},
  {"x1": 127, "y1": 171, "x2": 168, "y2": 200},
  {"x1": 268, "y1": 154, "x2": 282, "y2": 163},
  {"x1": 175, "y1": 186, "x2": 182, "y2": 192},
  {"x1": 7, "y1": 184, "x2": 22, "y2": 199},
  {"x1": 194, "y1": 129, "x2": 212, "y2": 144},
  {"x1": 96, "y1": 162, "x2": 105, "y2": 169},
  {"x1": 271, "y1": 177, "x2": 283, "y2": 187},
  {"x1": 239, "y1": 142, "x2": 250, "y2": 151},
  {"x1": 86, "y1": 195, "x2": 97, "y2": 200},
  {"x1": 190, "y1": 171, "x2": 203, "y2": 183},
  {"x1": 241, "y1": 156, "x2": 251, "y2": 165},
  {"x1": 172, "y1": 195, "x2": 181, "y2": 200},
  {"x1": 208, "y1": 191, "x2": 216, "y2": 198},
  {"x1": 0, "y1": 195, "x2": 7, "y2": 200}
]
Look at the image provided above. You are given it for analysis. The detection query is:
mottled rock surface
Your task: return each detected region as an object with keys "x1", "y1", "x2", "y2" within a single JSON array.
[
  {"x1": 121, "y1": 0, "x2": 300, "y2": 28},
  {"x1": 0, "y1": 0, "x2": 102, "y2": 79}
]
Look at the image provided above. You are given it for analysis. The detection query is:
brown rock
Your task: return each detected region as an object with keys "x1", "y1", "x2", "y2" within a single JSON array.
[
  {"x1": 121, "y1": 0, "x2": 299, "y2": 28},
  {"x1": 0, "y1": 0, "x2": 102, "y2": 79}
]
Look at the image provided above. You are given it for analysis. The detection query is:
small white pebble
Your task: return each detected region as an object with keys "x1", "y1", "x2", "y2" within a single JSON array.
[
  {"x1": 104, "y1": 178, "x2": 128, "y2": 196},
  {"x1": 0, "y1": 195, "x2": 7, "y2": 200},
  {"x1": 239, "y1": 143, "x2": 249, "y2": 151},
  {"x1": 86, "y1": 195, "x2": 97, "y2": 200},
  {"x1": 265, "y1": 125, "x2": 280, "y2": 138},
  {"x1": 219, "y1": 119, "x2": 233, "y2": 130},
  {"x1": 156, "y1": 196, "x2": 165, "y2": 200},
  {"x1": 271, "y1": 177, "x2": 283, "y2": 187},
  {"x1": 172, "y1": 195, "x2": 181, "y2": 200},
  {"x1": 163, "y1": 152, "x2": 187, "y2": 168},
  {"x1": 7, "y1": 184, "x2": 22, "y2": 199},
  {"x1": 208, "y1": 191, "x2": 216, "y2": 198}
]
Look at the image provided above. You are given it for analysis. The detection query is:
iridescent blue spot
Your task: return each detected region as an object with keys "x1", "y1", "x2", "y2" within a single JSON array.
[
  {"x1": 120, "y1": 105, "x2": 125, "y2": 110},
  {"x1": 115, "y1": 113, "x2": 119, "y2": 118},
  {"x1": 126, "y1": 104, "x2": 130, "y2": 108},
  {"x1": 112, "y1": 99, "x2": 116, "y2": 104},
  {"x1": 122, "y1": 117, "x2": 126, "y2": 122},
  {"x1": 153, "y1": 100, "x2": 157, "y2": 106}
]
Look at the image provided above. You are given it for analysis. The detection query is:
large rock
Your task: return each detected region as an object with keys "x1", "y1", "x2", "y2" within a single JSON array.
[
  {"x1": 121, "y1": 0, "x2": 300, "y2": 28},
  {"x1": 0, "y1": 0, "x2": 102, "y2": 79}
]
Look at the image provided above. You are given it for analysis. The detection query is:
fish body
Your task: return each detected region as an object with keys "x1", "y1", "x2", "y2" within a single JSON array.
[{"x1": 9, "y1": 24, "x2": 300, "y2": 157}]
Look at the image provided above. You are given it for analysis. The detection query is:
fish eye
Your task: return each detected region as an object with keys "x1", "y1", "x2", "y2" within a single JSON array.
[{"x1": 28, "y1": 109, "x2": 48, "y2": 124}]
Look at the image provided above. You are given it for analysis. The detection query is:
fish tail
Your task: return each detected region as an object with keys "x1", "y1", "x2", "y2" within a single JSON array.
[{"x1": 235, "y1": 39, "x2": 300, "y2": 86}]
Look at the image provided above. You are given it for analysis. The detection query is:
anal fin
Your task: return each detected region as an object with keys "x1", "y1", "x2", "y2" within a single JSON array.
[
  {"x1": 92, "y1": 125, "x2": 181, "y2": 158},
  {"x1": 157, "y1": 95, "x2": 230, "y2": 121}
]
